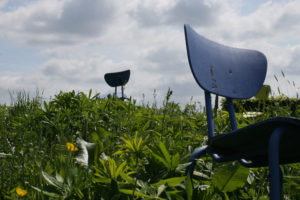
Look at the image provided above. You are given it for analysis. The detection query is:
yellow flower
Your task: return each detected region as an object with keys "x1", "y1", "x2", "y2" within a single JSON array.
[
  {"x1": 16, "y1": 187, "x2": 27, "y2": 197},
  {"x1": 66, "y1": 142, "x2": 79, "y2": 152}
]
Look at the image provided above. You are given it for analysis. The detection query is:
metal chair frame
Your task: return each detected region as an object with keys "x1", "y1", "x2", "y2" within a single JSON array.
[{"x1": 184, "y1": 24, "x2": 300, "y2": 200}]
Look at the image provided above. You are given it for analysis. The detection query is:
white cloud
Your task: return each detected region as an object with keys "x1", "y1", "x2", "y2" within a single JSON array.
[
  {"x1": 0, "y1": 0, "x2": 9, "y2": 9},
  {"x1": 131, "y1": 0, "x2": 226, "y2": 28},
  {"x1": 0, "y1": 0, "x2": 116, "y2": 45},
  {"x1": 0, "y1": 0, "x2": 300, "y2": 106}
]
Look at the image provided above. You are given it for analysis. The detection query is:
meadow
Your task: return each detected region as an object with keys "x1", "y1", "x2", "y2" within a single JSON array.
[{"x1": 1, "y1": 89, "x2": 300, "y2": 199}]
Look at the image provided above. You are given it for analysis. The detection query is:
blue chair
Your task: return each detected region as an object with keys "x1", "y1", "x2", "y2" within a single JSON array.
[
  {"x1": 184, "y1": 24, "x2": 300, "y2": 200},
  {"x1": 104, "y1": 70, "x2": 130, "y2": 100}
]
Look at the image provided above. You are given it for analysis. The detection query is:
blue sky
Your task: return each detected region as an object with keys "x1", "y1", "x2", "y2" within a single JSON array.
[
  {"x1": 0, "y1": 39, "x2": 46, "y2": 72},
  {"x1": 0, "y1": 0, "x2": 300, "y2": 106}
]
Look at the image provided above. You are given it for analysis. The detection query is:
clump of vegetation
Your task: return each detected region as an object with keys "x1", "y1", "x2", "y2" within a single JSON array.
[{"x1": 1, "y1": 89, "x2": 300, "y2": 199}]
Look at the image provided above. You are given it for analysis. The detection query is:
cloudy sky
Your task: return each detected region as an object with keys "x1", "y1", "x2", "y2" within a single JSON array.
[{"x1": 0, "y1": 0, "x2": 299, "y2": 106}]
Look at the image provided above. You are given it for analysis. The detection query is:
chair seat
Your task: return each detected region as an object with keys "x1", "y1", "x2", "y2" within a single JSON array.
[{"x1": 208, "y1": 117, "x2": 300, "y2": 165}]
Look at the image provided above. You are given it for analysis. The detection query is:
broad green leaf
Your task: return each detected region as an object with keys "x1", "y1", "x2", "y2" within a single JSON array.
[
  {"x1": 113, "y1": 150, "x2": 123, "y2": 155},
  {"x1": 258, "y1": 196, "x2": 269, "y2": 200},
  {"x1": 152, "y1": 177, "x2": 186, "y2": 187},
  {"x1": 192, "y1": 171, "x2": 210, "y2": 179},
  {"x1": 42, "y1": 171, "x2": 63, "y2": 191},
  {"x1": 175, "y1": 162, "x2": 192, "y2": 172},
  {"x1": 171, "y1": 153, "x2": 180, "y2": 169},
  {"x1": 185, "y1": 175, "x2": 193, "y2": 200},
  {"x1": 55, "y1": 173, "x2": 64, "y2": 184},
  {"x1": 120, "y1": 172, "x2": 135, "y2": 185},
  {"x1": 142, "y1": 120, "x2": 151, "y2": 131},
  {"x1": 115, "y1": 161, "x2": 127, "y2": 178},
  {"x1": 255, "y1": 85, "x2": 271, "y2": 100},
  {"x1": 159, "y1": 142, "x2": 171, "y2": 165},
  {"x1": 119, "y1": 189, "x2": 153, "y2": 198},
  {"x1": 224, "y1": 192, "x2": 230, "y2": 200},
  {"x1": 119, "y1": 189, "x2": 164, "y2": 200},
  {"x1": 88, "y1": 89, "x2": 92, "y2": 98},
  {"x1": 151, "y1": 151, "x2": 169, "y2": 168},
  {"x1": 166, "y1": 190, "x2": 185, "y2": 200},
  {"x1": 137, "y1": 180, "x2": 156, "y2": 196},
  {"x1": 30, "y1": 185, "x2": 61, "y2": 198},
  {"x1": 121, "y1": 137, "x2": 134, "y2": 151},
  {"x1": 109, "y1": 157, "x2": 117, "y2": 178},
  {"x1": 157, "y1": 184, "x2": 167, "y2": 197},
  {"x1": 212, "y1": 162, "x2": 249, "y2": 193},
  {"x1": 75, "y1": 188, "x2": 84, "y2": 199},
  {"x1": 93, "y1": 177, "x2": 111, "y2": 184}
]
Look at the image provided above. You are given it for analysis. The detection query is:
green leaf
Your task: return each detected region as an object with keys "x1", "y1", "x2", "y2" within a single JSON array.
[
  {"x1": 151, "y1": 151, "x2": 170, "y2": 168},
  {"x1": 93, "y1": 177, "x2": 111, "y2": 184},
  {"x1": 120, "y1": 189, "x2": 166, "y2": 200},
  {"x1": 152, "y1": 177, "x2": 186, "y2": 187},
  {"x1": 157, "y1": 184, "x2": 167, "y2": 197},
  {"x1": 175, "y1": 162, "x2": 192, "y2": 172},
  {"x1": 55, "y1": 173, "x2": 64, "y2": 184},
  {"x1": 159, "y1": 141, "x2": 171, "y2": 165},
  {"x1": 255, "y1": 85, "x2": 271, "y2": 100},
  {"x1": 258, "y1": 196, "x2": 269, "y2": 200},
  {"x1": 121, "y1": 136, "x2": 134, "y2": 151},
  {"x1": 212, "y1": 162, "x2": 249, "y2": 193},
  {"x1": 224, "y1": 192, "x2": 230, "y2": 200},
  {"x1": 42, "y1": 171, "x2": 63, "y2": 191},
  {"x1": 119, "y1": 189, "x2": 152, "y2": 198},
  {"x1": 115, "y1": 161, "x2": 127, "y2": 178},
  {"x1": 166, "y1": 190, "x2": 185, "y2": 200},
  {"x1": 185, "y1": 175, "x2": 193, "y2": 200},
  {"x1": 75, "y1": 188, "x2": 84, "y2": 199},
  {"x1": 30, "y1": 185, "x2": 61, "y2": 198},
  {"x1": 171, "y1": 153, "x2": 180, "y2": 169},
  {"x1": 120, "y1": 172, "x2": 135, "y2": 185},
  {"x1": 142, "y1": 120, "x2": 151, "y2": 131}
]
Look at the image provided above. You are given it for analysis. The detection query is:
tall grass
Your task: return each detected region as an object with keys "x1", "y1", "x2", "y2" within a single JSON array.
[{"x1": 0, "y1": 89, "x2": 300, "y2": 199}]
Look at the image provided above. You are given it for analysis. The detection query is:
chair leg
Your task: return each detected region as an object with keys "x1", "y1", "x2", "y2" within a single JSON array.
[
  {"x1": 280, "y1": 167, "x2": 283, "y2": 198},
  {"x1": 186, "y1": 145, "x2": 208, "y2": 179},
  {"x1": 268, "y1": 127, "x2": 286, "y2": 200}
]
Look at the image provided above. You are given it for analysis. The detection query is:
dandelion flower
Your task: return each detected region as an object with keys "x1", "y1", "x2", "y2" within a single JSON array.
[
  {"x1": 16, "y1": 187, "x2": 27, "y2": 197},
  {"x1": 66, "y1": 142, "x2": 79, "y2": 152}
]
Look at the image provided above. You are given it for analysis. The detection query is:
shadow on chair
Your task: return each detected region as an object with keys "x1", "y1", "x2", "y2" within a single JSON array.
[
  {"x1": 184, "y1": 24, "x2": 300, "y2": 200},
  {"x1": 104, "y1": 69, "x2": 130, "y2": 100}
]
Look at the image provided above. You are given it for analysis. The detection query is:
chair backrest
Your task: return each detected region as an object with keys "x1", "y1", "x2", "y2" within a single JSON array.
[
  {"x1": 184, "y1": 24, "x2": 267, "y2": 99},
  {"x1": 104, "y1": 70, "x2": 130, "y2": 87},
  {"x1": 185, "y1": 24, "x2": 268, "y2": 138},
  {"x1": 104, "y1": 69, "x2": 130, "y2": 100}
]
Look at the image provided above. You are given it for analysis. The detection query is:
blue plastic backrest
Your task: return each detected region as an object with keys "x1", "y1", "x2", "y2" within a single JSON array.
[
  {"x1": 184, "y1": 24, "x2": 267, "y2": 99},
  {"x1": 104, "y1": 70, "x2": 130, "y2": 87}
]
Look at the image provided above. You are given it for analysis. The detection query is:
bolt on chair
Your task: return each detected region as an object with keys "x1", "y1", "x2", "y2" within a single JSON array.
[
  {"x1": 104, "y1": 69, "x2": 130, "y2": 100},
  {"x1": 184, "y1": 24, "x2": 300, "y2": 200}
]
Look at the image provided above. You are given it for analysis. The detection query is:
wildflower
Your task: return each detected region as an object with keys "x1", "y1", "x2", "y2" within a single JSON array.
[
  {"x1": 66, "y1": 142, "x2": 79, "y2": 152},
  {"x1": 16, "y1": 187, "x2": 27, "y2": 197}
]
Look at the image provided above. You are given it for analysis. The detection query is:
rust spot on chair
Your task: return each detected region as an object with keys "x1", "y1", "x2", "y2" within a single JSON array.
[{"x1": 210, "y1": 65, "x2": 214, "y2": 76}]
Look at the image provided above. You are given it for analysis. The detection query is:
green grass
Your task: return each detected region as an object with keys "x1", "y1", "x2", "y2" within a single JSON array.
[{"x1": 1, "y1": 89, "x2": 300, "y2": 199}]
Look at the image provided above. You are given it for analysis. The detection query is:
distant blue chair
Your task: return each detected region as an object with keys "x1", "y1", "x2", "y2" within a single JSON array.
[
  {"x1": 104, "y1": 70, "x2": 130, "y2": 100},
  {"x1": 184, "y1": 24, "x2": 300, "y2": 200}
]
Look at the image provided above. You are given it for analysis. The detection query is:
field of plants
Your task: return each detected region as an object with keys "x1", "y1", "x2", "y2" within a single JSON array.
[{"x1": 1, "y1": 89, "x2": 300, "y2": 199}]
